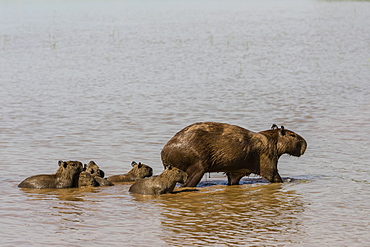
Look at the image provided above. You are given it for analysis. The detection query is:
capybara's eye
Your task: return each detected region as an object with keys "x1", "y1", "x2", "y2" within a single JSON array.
[{"x1": 290, "y1": 134, "x2": 296, "y2": 137}]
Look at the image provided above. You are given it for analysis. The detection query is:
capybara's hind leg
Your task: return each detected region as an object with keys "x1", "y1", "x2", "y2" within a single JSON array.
[
  {"x1": 181, "y1": 168, "x2": 205, "y2": 187},
  {"x1": 181, "y1": 173, "x2": 204, "y2": 187}
]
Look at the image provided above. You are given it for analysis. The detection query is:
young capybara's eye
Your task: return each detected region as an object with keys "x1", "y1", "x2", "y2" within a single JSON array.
[{"x1": 290, "y1": 134, "x2": 296, "y2": 137}]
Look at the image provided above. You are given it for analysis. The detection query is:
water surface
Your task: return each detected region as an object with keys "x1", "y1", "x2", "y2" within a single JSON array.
[{"x1": 1, "y1": 0, "x2": 370, "y2": 246}]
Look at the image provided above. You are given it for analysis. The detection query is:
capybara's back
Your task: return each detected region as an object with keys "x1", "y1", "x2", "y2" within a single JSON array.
[{"x1": 18, "y1": 174, "x2": 59, "y2": 189}]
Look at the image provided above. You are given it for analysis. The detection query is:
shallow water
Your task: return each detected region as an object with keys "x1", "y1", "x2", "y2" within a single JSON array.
[{"x1": 1, "y1": 0, "x2": 370, "y2": 246}]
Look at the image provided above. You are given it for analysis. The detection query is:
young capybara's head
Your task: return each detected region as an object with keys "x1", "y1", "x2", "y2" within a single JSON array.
[
  {"x1": 163, "y1": 165, "x2": 188, "y2": 184},
  {"x1": 129, "y1": 161, "x2": 153, "y2": 179},
  {"x1": 57, "y1": 160, "x2": 83, "y2": 177},
  {"x1": 85, "y1": 161, "x2": 105, "y2": 178},
  {"x1": 272, "y1": 125, "x2": 307, "y2": 157},
  {"x1": 78, "y1": 171, "x2": 97, "y2": 187}
]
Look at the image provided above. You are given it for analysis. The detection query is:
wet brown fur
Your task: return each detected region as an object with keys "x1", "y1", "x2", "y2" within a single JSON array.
[
  {"x1": 129, "y1": 166, "x2": 187, "y2": 195},
  {"x1": 107, "y1": 161, "x2": 153, "y2": 183},
  {"x1": 161, "y1": 122, "x2": 307, "y2": 187},
  {"x1": 81, "y1": 161, "x2": 113, "y2": 187},
  {"x1": 18, "y1": 161, "x2": 83, "y2": 189},
  {"x1": 85, "y1": 161, "x2": 105, "y2": 178},
  {"x1": 78, "y1": 171, "x2": 98, "y2": 187}
]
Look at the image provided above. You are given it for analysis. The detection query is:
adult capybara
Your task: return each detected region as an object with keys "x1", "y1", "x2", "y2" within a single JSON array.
[
  {"x1": 83, "y1": 161, "x2": 113, "y2": 186},
  {"x1": 161, "y1": 122, "x2": 307, "y2": 187},
  {"x1": 129, "y1": 165, "x2": 187, "y2": 195},
  {"x1": 18, "y1": 160, "x2": 83, "y2": 189},
  {"x1": 107, "y1": 161, "x2": 153, "y2": 182}
]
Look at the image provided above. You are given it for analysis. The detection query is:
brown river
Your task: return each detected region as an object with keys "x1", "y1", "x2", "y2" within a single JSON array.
[{"x1": 1, "y1": 0, "x2": 370, "y2": 246}]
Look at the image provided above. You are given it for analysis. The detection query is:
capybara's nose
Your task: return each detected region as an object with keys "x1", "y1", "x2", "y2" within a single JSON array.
[{"x1": 301, "y1": 140, "x2": 307, "y2": 155}]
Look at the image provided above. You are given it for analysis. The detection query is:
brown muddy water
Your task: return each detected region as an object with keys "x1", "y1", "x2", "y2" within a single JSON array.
[{"x1": 1, "y1": 0, "x2": 370, "y2": 246}]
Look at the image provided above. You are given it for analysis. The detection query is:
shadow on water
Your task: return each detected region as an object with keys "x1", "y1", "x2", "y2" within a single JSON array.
[
  {"x1": 156, "y1": 183, "x2": 305, "y2": 246},
  {"x1": 190, "y1": 174, "x2": 315, "y2": 188}
]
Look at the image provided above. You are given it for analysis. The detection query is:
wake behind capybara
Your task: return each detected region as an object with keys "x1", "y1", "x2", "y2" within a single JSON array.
[
  {"x1": 18, "y1": 160, "x2": 83, "y2": 189},
  {"x1": 161, "y1": 122, "x2": 307, "y2": 187},
  {"x1": 107, "y1": 161, "x2": 153, "y2": 183},
  {"x1": 129, "y1": 165, "x2": 187, "y2": 195}
]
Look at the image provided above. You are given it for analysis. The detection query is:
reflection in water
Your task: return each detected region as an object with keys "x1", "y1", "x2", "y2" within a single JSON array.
[
  {"x1": 157, "y1": 184, "x2": 304, "y2": 246},
  {"x1": 18, "y1": 187, "x2": 108, "y2": 234},
  {"x1": 20, "y1": 187, "x2": 100, "y2": 202}
]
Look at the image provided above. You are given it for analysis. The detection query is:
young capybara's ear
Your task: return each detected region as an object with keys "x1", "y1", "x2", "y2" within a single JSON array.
[
  {"x1": 280, "y1": 126, "x2": 286, "y2": 136},
  {"x1": 83, "y1": 164, "x2": 87, "y2": 171},
  {"x1": 138, "y1": 163, "x2": 143, "y2": 168},
  {"x1": 58, "y1": 160, "x2": 63, "y2": 166},
  {"x1": 271, "y1": 124, "x2": 278, "y2": 129},
  {"x1": 131, "y1": 161, "x2": 137, "y2": 167}
]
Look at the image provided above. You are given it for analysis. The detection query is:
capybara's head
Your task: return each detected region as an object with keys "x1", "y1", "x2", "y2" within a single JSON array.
[
  {"x1": 85, "y1": 161, "x2": 105, "y2": 178},
  {"x1": 129, "y1": 161, "x2": 153, "y2": 179},
  {"x1": 78, "y1": 171, "x2": 97, "y2": 187},
  {"x1": 163, "y1": 165, "x2": 188, "y2": 184},
  {"x1": 57, "y1": 160, "x2": 83, "y2": 176},
  {"x1": 272, "y1": 125, "x2": 307, "y2": 157}
]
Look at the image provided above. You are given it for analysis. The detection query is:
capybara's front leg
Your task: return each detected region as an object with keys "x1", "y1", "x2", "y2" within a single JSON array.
[
  {"x1": 226, "y1": 172, "x2": 251, "y2": 185},
  {"x1": 271, "y1": 172, "x2": 283, "y2": 183}
]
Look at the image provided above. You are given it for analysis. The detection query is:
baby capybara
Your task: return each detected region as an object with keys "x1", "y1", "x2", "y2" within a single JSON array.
[
  {"x1": 18, "y1": 160, "x2": 83, "y2": 189},
  {"x1": 107, "y1": 161, "x2": 153, "y2": 183},
  {"x1": 129, "y1": 165, "x2": 187, "y2": 195}
]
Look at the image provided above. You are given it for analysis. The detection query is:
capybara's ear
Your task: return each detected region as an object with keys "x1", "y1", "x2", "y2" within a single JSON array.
[
  {"x1": 131, "y1": 161, "x2": 137, "y2": 167},
  {"x1": 271, "y1": 124, "x2": 278, "y2": 129},
  {"x1": 83, "y1": 164, "x2": 87, "y2": 171},
  {"x1": 138, "y1": 163, "x2": 143, "y2": 168},
  {"x1": 167, "y1": 165, "x2": 173, "y2": 170},
  {"x1": 63, "y1": 162, "x2": 68, "y2": 168},
  {"x1": 58, "y1": 160, "x2": 63, "y2": 166},
  {"x1": 280, "y1": 126, "x2": 286, "y2": 136}
]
